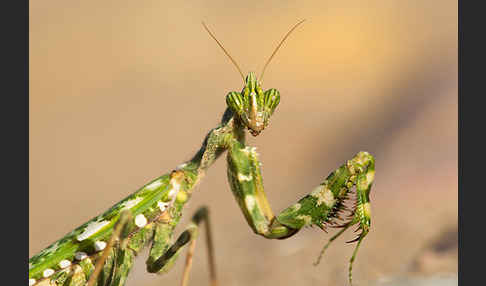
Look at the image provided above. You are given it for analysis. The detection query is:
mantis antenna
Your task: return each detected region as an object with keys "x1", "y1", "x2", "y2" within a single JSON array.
[
  {"x1": 259, "y1": 19, "x2": 306, "y2": 82},
  {"x1": 202, "y1": 21, "x2": 245, "y2": 82}
]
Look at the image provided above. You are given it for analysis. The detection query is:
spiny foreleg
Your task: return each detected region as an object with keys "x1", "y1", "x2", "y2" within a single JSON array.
[
  {"x1": 278, "y1": 152, "x2": 374, "y2": 285},
  {"x1": 279, "y1": 151, "x2": 374, "y2": 285},
  {"x1": 226, "y1": 139, "x2": 374, "y2": 284}
]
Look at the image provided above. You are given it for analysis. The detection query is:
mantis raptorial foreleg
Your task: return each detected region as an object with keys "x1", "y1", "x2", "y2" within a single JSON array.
[
  {"x1": 226, "y1": 136, "x2": 374, "y2": 284},
  {"x1": 29, "y1": 21, "x2": 376, "y2": 286}
]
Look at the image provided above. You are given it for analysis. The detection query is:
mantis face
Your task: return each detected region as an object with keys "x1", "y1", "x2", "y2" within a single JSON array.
[
  {"x1": 202, "y1": 20, "x2": 303, "y2": 136},
  {"x1": 226, "y1": 72, "x2": 280, "y2": 136}
]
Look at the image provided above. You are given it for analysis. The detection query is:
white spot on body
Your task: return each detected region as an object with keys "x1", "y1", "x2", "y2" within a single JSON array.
[
  {"x1": 158, "y1": 201, "x2": 170, "y2": 212},
  {"x1": 121, "y1": 197, "x2": 143, "y2": 210},
  {"x1": 296, "y1": 215, "x2": 312, "y2": 226},
  {"x1": 168, "y1": 180, "x2": 181, "y2": 199},
  {"x1": 237, "y1": 173, "x2": 253, "y2": 182},
  {"x1": 43, "y1": 268, "x2": 55, "y2": 278},
  {"x1": 244, "y1": 196, "x2": 256, "y2": 210},
  {"x1": 135, "y1": 214, "x2": 148, "y2": 228},
  {"x1": 58, "y1": 259, "x2": 71, "y2": 269},
  {"x1": 43, "y1": 242, "x2": 60, "y2": 254},
  {"x1": 321, "y1": 188, "x2": 335, "y2": 207},
  {"x1": 168, "y1": 189, "x2": 177, "y2": 198},
  {"x1": 94, "y1": 241, "x2": 107, "y2": 251},
  {"x1": 176, "y1": 163, "x2": 187, "y2": 170},
  {"x1": 74, "y1": 252, "x2": 88, "y2": 261},
  {"x1": 242, "y1": 146, "x2": 253, "y2": 155},
  {"x1": 146, "y1": 180, "x2": 163, "y2": 191},
  {"x1": 292, "y1": 203, "x2": 301, "y2": 212},
  {"x1": 77, "y1": 220, "x2": 110, "y2": 241},
  {"x1": 311, "y1": 185, "x2": 335, "y2": 207},
  {"x1": 255, "y1": 220, "x2": 269, "y2": 234},
  {"x1": 29, "y1": 279, "x2": 36, "y2": 286},
  {"x1": 243, "y1": 147, "x2": 258, "y2": 159}
]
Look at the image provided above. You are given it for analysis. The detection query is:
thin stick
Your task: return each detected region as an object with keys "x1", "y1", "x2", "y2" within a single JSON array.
[
  {"x1": 181, "y1": 239, "x2": 197, "y2": 286},
  {"x1": 180, "y1": 207, "x2": 218, "y2": 286},
  {"x1": 204, "y1": 210, "x2": 218, "y2": 286},
  {"x1": 87, "y1": 210, "x2": 132, "y2": 286},
  {"x1": 202, "y1": 21, "x2": 245, "y2": 82},
  {"x1": 259, "y1": 19, "x2": 306, "y2": 81}
]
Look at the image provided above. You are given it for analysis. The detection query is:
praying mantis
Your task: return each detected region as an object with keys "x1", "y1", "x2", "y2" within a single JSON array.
[{"x1": 29, "y1": 20, "x2": 375, "y2": 286}]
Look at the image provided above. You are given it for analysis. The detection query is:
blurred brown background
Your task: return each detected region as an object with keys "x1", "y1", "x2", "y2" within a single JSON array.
[{"x1": 30, "y1": 1, "x2": 457, "y2": 285}]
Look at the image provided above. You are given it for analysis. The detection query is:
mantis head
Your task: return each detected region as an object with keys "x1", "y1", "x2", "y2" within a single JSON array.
[
  {"x1": 202, "y1": 20, "x2": 304, "y2": 136},
  {"x1": 226, "y1": 72, "x2": 280, "y2": 136}
]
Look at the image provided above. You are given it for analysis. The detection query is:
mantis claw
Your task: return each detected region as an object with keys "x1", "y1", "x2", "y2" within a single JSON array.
[
  {"x1": 329, "y1": 222, "x2": 350, "y2": 228},
  {"x1": 346, "y1": 236, "x2": 361, "y2": 244}
]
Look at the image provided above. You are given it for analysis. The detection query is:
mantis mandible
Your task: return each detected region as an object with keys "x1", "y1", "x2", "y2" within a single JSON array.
[{"x1": 29, "y1": 20, "x2": 375, "y2": 286}]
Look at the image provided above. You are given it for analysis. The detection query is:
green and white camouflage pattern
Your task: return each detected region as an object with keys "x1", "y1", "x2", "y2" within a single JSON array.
[{"x1": 29, "y1": 22, "x2": 375, "y2": 286}]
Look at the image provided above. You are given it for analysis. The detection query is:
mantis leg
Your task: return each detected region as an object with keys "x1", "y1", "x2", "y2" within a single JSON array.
[
  {"x1": 71, "y1": 206, "x2": 218, "y2": 286},
  {"x1": 146, "y1": 206, "x2": 217, "y2": 286},
  {"x1": 226, "y1": 138, "x2": 374, "y2": 284},
  {"x1": 85, "y1": 210, "x2": 132, "y2": 286},
  {"x1": 181, "y1": 207, "x2": 217, "y2": 286},
  {"x1": 55, "y1": 210, "x2": 137, "y2": 286}
]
